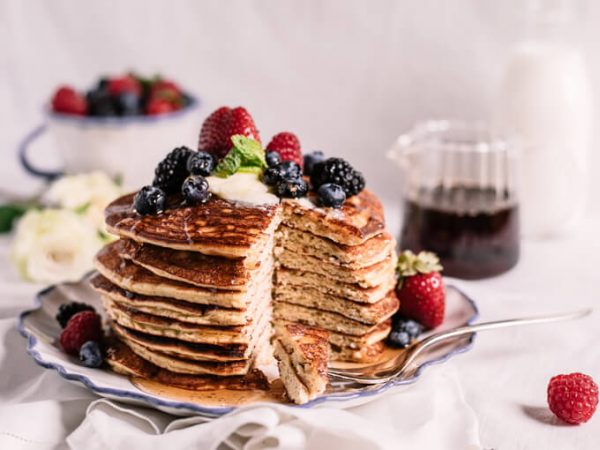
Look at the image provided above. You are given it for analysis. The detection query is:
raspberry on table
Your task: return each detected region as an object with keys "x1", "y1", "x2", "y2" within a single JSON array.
[
  {"x1": 59, "y1": 311, "x2": 103, "y2": 356},
  {"x1": 547, "y1": 373, "x2": 598, "y2": 424}
]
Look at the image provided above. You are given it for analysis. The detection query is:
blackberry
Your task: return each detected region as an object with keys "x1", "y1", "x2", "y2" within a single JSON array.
[
  {"x1": 275, "y1": 178, "x2": 309, "y2": 198},
  {"x1": 303, "y1": 151, "x2": 325, "y2": 176},
  {"x1": 133, "y1": 185, "x2": 166, "y2": 215},
  {"x1": 187, "y1": 151, "x2": 215, "y2": 176},
  {"x1": 182, "y1": 175, "x2": 210, "y2": 205},
  {"x1": 388, "y1": 317, "x2": 423, "y2": 348},
  {"x1": 56, "y1": 302, "x2": 96, "y2": 328},
  {"x1": 79, "y1": 341, "x2": 104, "y2": 368},
  {"x1": 317, "y1": 183, "x2": 346, "y2": 208},
  {"x1": 310, "y1": 157, "x2": 365, "y2": 197},
  {"x1": 263, "y1": 161, "x2": 302, "y2": 186},
  {"x1": 86, "y1": 89, "x2": 115, "y2": 117},
  {"x1": 152, "y1": 146, "x2": 193, "y2": 193},
  {"x1": 265, "y1": 151, "x2": 281, "y2": 167}
]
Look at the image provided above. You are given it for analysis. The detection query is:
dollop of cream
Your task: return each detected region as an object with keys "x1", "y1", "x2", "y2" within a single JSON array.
[{"x1": 206, "y1": 172, "x2": 279, "y2": 205}]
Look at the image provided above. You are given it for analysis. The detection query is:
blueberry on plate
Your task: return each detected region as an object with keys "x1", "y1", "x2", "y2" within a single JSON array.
[
  {"x1": 133, "y1": 185, "x2": 166, "y2": 215},
  {"x1": 303, "y1": 150, "x2": 325, "y2": 176},
  {"x1": 263, "y1": 161, "x2": 302, "y2": 186},
  {"x1": 182, "y1": 175, "x2": 210, "y2": 205},
  {"x1": 275, "y1": 178, "x2": 309, "y2": 198},
  {"x1": 55, "y1": 302, "x2": 96, "y2": 328},
  {"x1": 187, "y1": 151, "x2": 215, "y2": 176},
  {"x1": 265, "y1": 151, "x2": 281, "y2": 168},
  {"x1": 79, "y1": 341, "x2": 104, "y2": 368},
  {"x1": 317, "y1": 183, "x2": 346, "y2": 208},
  {"x1": 388, "y1": 317, "x2": 423, "y2": 348}
]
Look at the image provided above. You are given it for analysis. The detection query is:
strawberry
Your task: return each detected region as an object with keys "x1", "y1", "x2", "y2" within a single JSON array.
[
  {"x1": 145, "y1": 98, "x2": 175, "y2": 115},
  {"x1": 150, "y1": 79, "x2": 182, "y2": 103},
  {"x1": 107, "y1": 75, "x2": 142, "y2": 96},
  {"x1": 198, "y1": 106, "x2": 261, "y2": 160},
  {"x1": 51, "y1": 86, "x2": 87, "y2": 115},
  {"x1": 396, "y1": 251, "x2": 445, "y2": 329},
  {"x1": 59, "y1": 311, "x2": 103, "y2": 356},
  {"x1": 266, "y1": 132, "x2": 303, "y2": 167}
]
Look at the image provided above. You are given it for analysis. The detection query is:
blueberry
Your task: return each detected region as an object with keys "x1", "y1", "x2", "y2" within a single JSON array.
[
  {"x1": 388, "y1": 331, "x2": 411, "y2": 348},
  {"x1": 275, "y1": 178, "x2": 309, "y2": 198},
  {"x1": 133, "y1": 185, "x2": 166, "y2": 215},
  {"x1": 86, "y1": 89, "x2": 116, "y2": 116},
  {"x1": 317, "y1": 183, "x2": 346, "y2": 208},
  {"x1": 187, "y1": 151, "x2": 215, "y2": 176},
  {"x1": 403, "y1": 320, "x2": 423, "y2": 338},
  {"x1": 303, "y1": 151, "x2": 325, "y2": 176},
  {"x1": 263, "y1": 161, "x2": 302, "y2": 186},
  {"x1": 265, "y1": 151, "x2": 281, "y2": 167},
  {"x1": 114, "y1": 92, "x2": 141, "y2": 116},
  {"x1": 79, "y1": 341, "x2": 103, "y2": 368},
  {"x1": 182, "y1": 175, "x2": 210, "y2": 205}
]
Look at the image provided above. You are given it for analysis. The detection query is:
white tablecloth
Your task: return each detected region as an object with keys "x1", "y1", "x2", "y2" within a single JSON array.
[{"x1": 1, "y1": 208, "x2": 599, "y2": 449}]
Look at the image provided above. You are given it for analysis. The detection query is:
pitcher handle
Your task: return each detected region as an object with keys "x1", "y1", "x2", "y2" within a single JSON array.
[{"x1": 18, "y1": 124, "x2": 64, "y2": 181}]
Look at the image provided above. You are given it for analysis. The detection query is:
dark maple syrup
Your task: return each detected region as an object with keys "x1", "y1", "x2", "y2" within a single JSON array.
[{"x1": 400, "y1": 185, "x2": 520, "y2": 279}]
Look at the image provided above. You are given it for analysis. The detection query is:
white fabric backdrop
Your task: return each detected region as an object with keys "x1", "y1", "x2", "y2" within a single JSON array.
[{"x1": 1, "y1": 1, "x2": 600, "y2": 449}]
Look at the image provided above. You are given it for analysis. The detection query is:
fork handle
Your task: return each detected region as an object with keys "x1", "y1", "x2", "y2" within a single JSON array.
[{"x1": 403, "y1": 308, "x2": 593, "y2": 371}]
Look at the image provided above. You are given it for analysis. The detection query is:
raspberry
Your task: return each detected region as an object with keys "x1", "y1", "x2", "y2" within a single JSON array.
[
  {"x1": 310, "y1": 158, "x2": 365, "y2": 197},
  {"x1": 59, "y1": 311, "x2": 103, "y2": 356},
  {"x1": 51, "y1": 86, "x2": 87, "y2": 115},
  {"x1": 547, "y1": 373, "x2": 598, "y2": 424},
  {"x1": 152, "y1": 146, "x2": 194, "y2": 193},
  {"x1": 266, "y1": 132, "x2": 303, "y2": 167},
  {"x1": 107, "y1": 75, "x2": 142, "y2": 96}
]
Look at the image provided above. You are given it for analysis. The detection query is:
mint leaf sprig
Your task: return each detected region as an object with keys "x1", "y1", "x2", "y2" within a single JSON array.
[{"x1": 214, "y1": 135, "x2": 267, "y2": 178}]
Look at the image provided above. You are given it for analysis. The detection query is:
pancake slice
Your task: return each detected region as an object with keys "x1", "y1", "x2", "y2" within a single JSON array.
[
  {"x1": 273, "y1": 322, "x2": 328, "y2": 404},
  {"x1": 329, "y1": 341, "x2": 385, "y2": 363}
]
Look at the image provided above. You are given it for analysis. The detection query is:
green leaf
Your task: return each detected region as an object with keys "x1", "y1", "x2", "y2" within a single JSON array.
[
  {"x1": 74, "y1": 202, "x2": 91, "y2": 215},
  {"x1": 214, "y1": 150, "x2": 242, "y2": 177},
  {"x1": 0, "y1": 204, "x2": 27, "y2": 233},
  {"x1": 213, "y1": 135, "x2": 266, "y2": 178}
]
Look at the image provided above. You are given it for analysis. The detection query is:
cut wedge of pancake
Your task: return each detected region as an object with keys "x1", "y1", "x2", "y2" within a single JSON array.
[
  {"x1": 90, "y1": 274, "x2": 250, "y2": 326},
  {"x1": 276, "y1": 226, "x2": 394, "y2": 269},
  {"x1": 274, "y1": 289, "x2": 398, "y2": 325},
  {"x1": 330, "y1": 341, "x2": 385, "y2": 363},
  {"x1": 281, "y1": 190, "x2": 385, "y2": 246},
  {"x1": 273, "y1": 323, "x2": 328, "y2": 399},
  {"x1": 276, "y1": 267, "x2": 396, "y2": 304},
  {"x1": 105, "y1": 193, "x2": 282, "y2": 260},
  {"x1": 273, "y1": 302, "x2": 394, "y2": 336}
]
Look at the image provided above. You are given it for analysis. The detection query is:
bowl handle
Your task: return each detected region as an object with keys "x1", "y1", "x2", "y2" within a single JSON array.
[{"x1": 18, "y1": 124, "x2": 64, "y2": 181}]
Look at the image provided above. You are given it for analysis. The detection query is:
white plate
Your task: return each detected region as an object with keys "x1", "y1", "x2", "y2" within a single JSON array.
[{"x1": 18, "y1": 274, "x2": 479, "y2": 417}]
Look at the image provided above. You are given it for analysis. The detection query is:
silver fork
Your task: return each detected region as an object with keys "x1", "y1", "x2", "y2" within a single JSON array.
[{"x1": 328, "y1": 308, "x2": 592, "y2": 385}]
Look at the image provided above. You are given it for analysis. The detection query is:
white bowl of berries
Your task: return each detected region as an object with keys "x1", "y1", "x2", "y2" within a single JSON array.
[{"x1": 19, "y1": 73, "x2": 201, "y2": 189}]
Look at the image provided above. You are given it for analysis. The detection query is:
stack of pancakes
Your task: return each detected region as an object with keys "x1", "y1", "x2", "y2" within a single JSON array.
[
  {"x1": 92, "y1": 193, "x2": 281, "y2": 382},
  {"x1": 273, "y1": 191, "x2": 399, "y2": 362}
]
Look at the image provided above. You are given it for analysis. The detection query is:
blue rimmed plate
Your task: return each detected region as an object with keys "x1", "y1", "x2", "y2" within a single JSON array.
[{"x1": 18, "y1": 275, "x2": 478, "y2": 417}]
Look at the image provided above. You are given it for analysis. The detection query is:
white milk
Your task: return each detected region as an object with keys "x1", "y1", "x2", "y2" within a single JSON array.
[{"x1": 493, "y1": 41, "x2": 593, "y2": 238}]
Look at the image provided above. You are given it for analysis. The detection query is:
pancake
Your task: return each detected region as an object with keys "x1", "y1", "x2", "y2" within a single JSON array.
[
  {"x1": 95, "y1": 242, "x2": 266, "y2": 308},
  {"x1": 274, "y1": 288, "x2": 399, "y2": 325},
  {"x1": 106, "y1": 338, "x2": 269, "y2": 391},
  {"x1": 90, "y1": 274, "x2": 250, "y2": 326},
  {"x1": 104, "y1": 296, "x2": 270, "y2": 345},
  {"x1": 328, "y1": 321, "x2": 391, "y2": 349},
  {"x1": 276, "y1": 267, "x2": 396, "y2": 304},
  {"x1": 273, "y1": 302, "x2": 394, "y2": 336},
  {"x1": 273, "y1": 323, "x2": 328, "y2": 400},
  {"x1": 276, "y1": 226, "x2": 394, "y2": 269},
  {"x1": 275, "y1": 249, "x2": 396, "y2": 288},
  {"x1": 105, "y1": 192, "x2": 282, "y2": 260},
  {"x1": 281, "y1": 190, "x2": 385, "y2": 246}
]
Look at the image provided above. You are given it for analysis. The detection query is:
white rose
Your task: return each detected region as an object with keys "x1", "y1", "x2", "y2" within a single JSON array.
[
  {"x1": 46, "y1": 171, "x2": 122, "y2": 238},
  {"x1": 10, "y1": 209, "x2": 103, "y2": 283}
]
